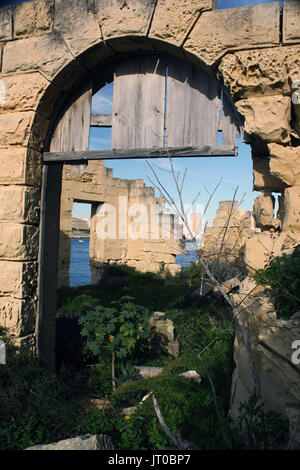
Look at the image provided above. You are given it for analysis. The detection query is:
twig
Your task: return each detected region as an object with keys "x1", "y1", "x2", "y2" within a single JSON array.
[{"x1": 150, "y1": 392, "x2": 201, "y2": 450}]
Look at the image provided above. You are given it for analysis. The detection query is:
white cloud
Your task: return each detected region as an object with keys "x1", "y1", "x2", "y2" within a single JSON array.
[{"x1": 92, "y1": 94, "x2": 113, "y2": 114}]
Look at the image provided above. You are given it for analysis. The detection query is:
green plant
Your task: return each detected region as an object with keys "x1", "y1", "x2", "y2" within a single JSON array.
[
  {"x1": 253, "y1": 244, "x2": 300, "y2": 319},
  {"x1": 78, "y1": 296, "x2": 150, "y2": 389},
  {"x1": 230, "y1": 396, "x2": 288, "y2": 449}
]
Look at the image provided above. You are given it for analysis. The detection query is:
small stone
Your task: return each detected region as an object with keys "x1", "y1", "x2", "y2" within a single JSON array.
[
  {"x1": 26, "y1": 434, "x2": 114, "y2": 450},
  {"x1": 167, "y1": 339, "x2": 180, "y2": 358},
  {"x1": 122, "y1": 406, "x2": 137, "y2": 416},
  {"x1": 135, "y1": 366, "x2": 163, "y2": 378},
  {"x1": 179, "y1": 370, "x2": 201, "y2": 384},
  {"x1": 154, "y1": 311, "x2": 166, "y2": 320}
]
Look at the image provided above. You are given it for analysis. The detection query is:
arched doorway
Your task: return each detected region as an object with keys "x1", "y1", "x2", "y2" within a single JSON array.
[{"x1": 37, "y1": 50, "x2": 242, "y2": 369}]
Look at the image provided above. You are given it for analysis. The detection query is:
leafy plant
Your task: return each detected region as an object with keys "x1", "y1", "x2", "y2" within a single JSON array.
[
  {"x1": 253, "y1": 244, "x2": 300, "y2": 319},
  {"x1": 231, "y1": 396, "x2": 288, "y2": 449},
  {"x1": 78, "y1": 296, "x2": 150, "y2": 389}
]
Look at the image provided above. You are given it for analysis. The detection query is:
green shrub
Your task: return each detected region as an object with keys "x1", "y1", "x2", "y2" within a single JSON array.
[
  {"x1": 78, "y1": 296, "x2": 150, "y2": 389},
  {"x1": 0, "y1": 330, "x2": 84, "y2": 450},
  {"x1": 253, "y1": 244, "x2": 300, "y2": 319}
]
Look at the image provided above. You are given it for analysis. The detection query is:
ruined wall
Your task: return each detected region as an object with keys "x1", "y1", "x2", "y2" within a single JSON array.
[
  {"x1": 0, "y1": 0, "x2": 299, "y2": 440},
  {"x1": 202, "y1": 201, "x2": 253, "y2": 261},
  {"x1": 59, "y1": 161, "x2": 183, "y2": 287}
]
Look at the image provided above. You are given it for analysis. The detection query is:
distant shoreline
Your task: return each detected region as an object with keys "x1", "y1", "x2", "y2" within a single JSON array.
[{"x1": 72, "y1": 233, "x2": 90, "y2": 239}]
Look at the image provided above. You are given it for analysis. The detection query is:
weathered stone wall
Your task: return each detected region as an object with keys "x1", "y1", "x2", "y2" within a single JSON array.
[
  {"x1": 59, "y1": 161, "x2": 183, "y2": 287},
  {"x1": 202, "y1": 201, "x2": 253, "y2": 260},
  {"x1": 0, "y1": 0, "x2": 299, "y2": 440}
]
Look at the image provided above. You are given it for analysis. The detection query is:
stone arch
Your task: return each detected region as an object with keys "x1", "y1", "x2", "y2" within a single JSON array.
[
  {"x1": 0, "y1": 1, "x2": 299, "y2": 393},
  {"x1": 34, "y1": 37, "x2": 242, "y2": 367}
]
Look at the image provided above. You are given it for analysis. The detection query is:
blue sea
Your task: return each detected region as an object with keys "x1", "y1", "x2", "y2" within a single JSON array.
[{"x1": 69, "y1": 238, "x2": 198, "y2": 287}]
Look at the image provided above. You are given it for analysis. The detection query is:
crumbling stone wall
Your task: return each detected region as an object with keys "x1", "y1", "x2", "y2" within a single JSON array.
[
  {"x1": 0, "y1": 0, "x2": 299, "y2": 439},
  {"x1": 59, "y1": 161, "x2": 182, "y2": 287},
  {"x1": 202, "y1": 201, "x2": 253, "y2": 261}
]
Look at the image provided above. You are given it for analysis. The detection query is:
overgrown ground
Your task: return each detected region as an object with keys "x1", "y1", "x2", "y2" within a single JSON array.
[{"x1": 0, "y1": 263, "x2": 288, "y2": 450}]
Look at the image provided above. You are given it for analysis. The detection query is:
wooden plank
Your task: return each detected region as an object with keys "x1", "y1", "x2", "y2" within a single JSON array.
[
  {"x1": 37, "y1": 161, "x2": 63, "y2": 369},
  {"x1": 44, "y1": 145, "x2": 237, "y2": 162},
  {"x1": 165, "y1": 58, "x2": 192, "y2": 147},
  {"x1": 111, "y1": 55, "x2": 165, "y2": 149},
  {"x1": 51, "y1": 80, "x2": 92, "y2": 174},
  {"x1": 221, "y1": 91, "x2": 240, "y2": 146},
  {"x1": 90, "y1": 114, "x2": 112, "y2": 127},
  {"x1": 189, "y1": 67, "x2": 221, "y2": 146}
]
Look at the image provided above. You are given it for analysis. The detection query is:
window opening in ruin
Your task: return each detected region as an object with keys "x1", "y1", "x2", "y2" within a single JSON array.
[{"x1": 69, "y1": 202, "x2": 92, "y2": 287}]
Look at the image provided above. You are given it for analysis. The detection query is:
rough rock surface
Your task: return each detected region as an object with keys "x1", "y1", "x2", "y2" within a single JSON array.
[{"x1": 26, "y1": 434, "x2": 114, "y2": 450}]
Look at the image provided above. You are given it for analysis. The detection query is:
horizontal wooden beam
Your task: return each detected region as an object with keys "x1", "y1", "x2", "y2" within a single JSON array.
[
  {"x1": 43, "y1": 145, "x2": 238, "y2": 163},
  {"x1": 90, "y1": 114, "x2": 112, "y2": 127}
]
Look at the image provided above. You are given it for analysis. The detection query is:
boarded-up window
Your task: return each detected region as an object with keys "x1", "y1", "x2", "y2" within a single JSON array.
[{"x1": 111, "y1": 55, "x2": 240, "y2": 151}]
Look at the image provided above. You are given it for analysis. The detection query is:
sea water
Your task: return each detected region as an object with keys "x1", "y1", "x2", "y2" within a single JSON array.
[{"x1": 69, "y1": 238, "x2": 198, "y2": 287}]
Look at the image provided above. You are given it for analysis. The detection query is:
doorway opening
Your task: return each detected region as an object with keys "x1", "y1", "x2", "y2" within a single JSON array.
[{"x1": 70, "y1": 201, "x2": 92, "y2": 287}]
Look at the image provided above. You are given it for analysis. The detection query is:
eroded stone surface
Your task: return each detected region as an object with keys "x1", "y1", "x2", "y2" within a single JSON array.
[
  {"x1": 0, "y1": 6, "x2": 12, "y2": 40},
  {"x1": 14, "y1": 0, "x2": 54, "y2": 38},
  {"x1": 282, "y1": 185, "x2": 300, "y2": 233},
  {"x1": 236, "y1": 96, "x2": 291, "y2": 144},
  {"x1": 54, "y1": 0, "x2": 101, "y2": 56},
  {"x1": 184, "y1": 3, "x2": 280, "y2": 66},
  {"x1": 219, "y1": 45, "x2": 300, "y2": 101},
  {"x1": 0, "y1": 73, "x2": 50, "y2": 115},
  {"x1": 0, "y1": 186, "x2": 40, "y2": 224},
  {"x1": 95, "y1": 0, "x2": 156, "y2": 39},
  {"x1": 283, "y1": 0, "x2": 300, "y2": 44},
  {"x1": 2, "y1": 34, "x2": 72, "y2": 79},
  {"x1": 252, "y1": 156, "x2": 286, "y2": 192},
  {"x1": 149, "y1": 0, "x2": 216, "y2": 46},
  {"x1": 268, "y1": 143, "x2": 300, "y2": 187}
]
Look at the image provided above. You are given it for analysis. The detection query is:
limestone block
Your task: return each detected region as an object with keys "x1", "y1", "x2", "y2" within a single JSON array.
[
  {"x1": 244, "y1": 232, "x2": 300, "y2": 274},
  {"x1": 0, "y1": 148, "x2": 29, "y2": 185},
  {"x1": 218, "y1": 46, "x2": 300, "y2": 101},
  {"x1": 179, "y1": 370, "x2": 201, "y2": 384},
  {"x1": 0, "y1": 186, "x2": 40, "y2": 224},
  {"x1": 0, "y1": 73, "x2": 50, "y2": 115},
  {"x1": 0, "y1": 223, "x2": 39, "y2": 261},
  {"x1": 0, "y1": 261, "x2": 37, "y2": 298},
  {"x1": 0, "y1": 112, "x2": 34, "y2": 148},
  {"x1": 283, "y1": 0, "x2": 300, "y2": 43},
  {"x1": 149, "y1": 0, "x2": 217, "y2": 46},
  {"x1": 253, "y1": 192, "x2": 277, "y2": 230},
  {"x1": 184, "y1": 3, "x2": 280, "y2": 67},
  {"x1": 2, "y1": 34, "x2": 72, "y2": 80},
  {"x1": 135, "y1": 366, "x2": 163, "y2": 378},
  {"x1": 236, "y1": 96, "x2": 291, "y2": 144},
  {"x1": 282, "y1": 186, "x2": 300, "y2": 233},
  {"x1": 252, "y1": 156, "x2": 286, "y2": 192},
  {"x1": 0, "y1": 6, "x2": 12, "y2": 41},
  {"x1": 268, "y1": 143, "x2": 300, "y2": 187},
  {"x1": 14, "y1": 0, "x2": 54, "y2": 38},
  {"x1": 54, "y1": 0, "x2": 101, "y2": 56},
  {"x1": 0, "y1": 296, "x2": 36, "y2": 337},
  {"x1": 94, "y1": 0, "x2": 156, "y2": 39},
  {"x1": 26, "y1": 434, "x2": 114, "y2": 450},
  {"x1": 0, "y1": 112, "x2": 48, "y2": 151}
]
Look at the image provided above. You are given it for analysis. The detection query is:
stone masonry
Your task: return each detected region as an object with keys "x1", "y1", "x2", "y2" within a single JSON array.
[
  {"x1": 202, "y1": 200, "x2": 253, "y2": 261},
  {"x1": 59, "y1": 160, "x2": 183, "y2": 287},
  {"x1": 0, "y1": 0, "x2": 300, "y2": 445}
]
